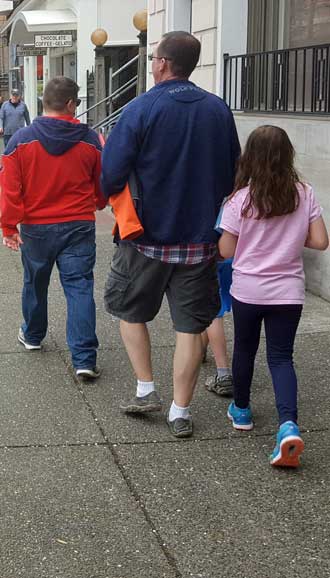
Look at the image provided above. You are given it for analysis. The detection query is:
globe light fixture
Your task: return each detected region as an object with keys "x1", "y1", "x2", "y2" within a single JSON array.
[
  {"x1": 133, "y1": 9, "x2": 148, "y2": 33},
  {"x1": 133, "y1": 10, "x2": 148, "y2": 96},
  {"x1": 91, "y1": 28, "x2": 108, "y2": 47}
]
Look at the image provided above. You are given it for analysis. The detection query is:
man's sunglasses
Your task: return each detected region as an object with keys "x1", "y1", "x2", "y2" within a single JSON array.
[
  {"x1": 67, "y1": 98, "x2": 81, "y2": 107},
  {"x1": 148, "y1": 54, "x2": 172, "y2": 61}
]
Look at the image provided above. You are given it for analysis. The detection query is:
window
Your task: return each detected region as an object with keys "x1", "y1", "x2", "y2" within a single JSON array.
[
  {"x1": 166, "y1": 0, "x2": 192, "y2": 33},
  {"x1": 286, "y1": 0, "x2": 330, "y2": 48},
  {"x1": 226, "y1": 0, "x2": 330, "y2": 113},
  {"x1": 247, "y1": 0, "x2": 330, "y2": 52},
  {"x1": 247, "y1": 0, "x2": 280, "y2": 53}
]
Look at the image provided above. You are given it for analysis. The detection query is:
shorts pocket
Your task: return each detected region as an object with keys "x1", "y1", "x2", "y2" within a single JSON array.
[{"x1": 104, "y1": 269, "x2": 130, "y2": 314}]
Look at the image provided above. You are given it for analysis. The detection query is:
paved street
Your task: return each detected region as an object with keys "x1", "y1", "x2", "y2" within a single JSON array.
[{"x1": 0, "y1": 212, "x2": 330, "y2": 578}]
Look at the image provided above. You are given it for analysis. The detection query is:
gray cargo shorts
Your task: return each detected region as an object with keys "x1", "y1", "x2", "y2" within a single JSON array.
[{"x1": 104, "y1": 244, "x2": 220, "y2": 334}]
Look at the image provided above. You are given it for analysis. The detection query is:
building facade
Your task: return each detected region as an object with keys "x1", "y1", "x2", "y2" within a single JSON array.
[
  {"x1": 0, "y1": 0, "x2": 146, "y2": 118},
  {"x1": 0, "y1": 1, "x2": 14, "y2": 97},
  {"x1": 148, "y1": 0, "x2": 330, "y2": 300}
]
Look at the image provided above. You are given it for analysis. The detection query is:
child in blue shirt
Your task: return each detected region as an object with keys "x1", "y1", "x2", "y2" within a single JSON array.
[{"x1": 202, "y1": 205, "x2": 233, "y2": 396}]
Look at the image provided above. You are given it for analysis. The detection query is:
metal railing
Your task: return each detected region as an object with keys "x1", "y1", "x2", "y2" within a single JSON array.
[
  {"x1": 223, "y1": 43, "x2": 330, "y2": 115},
  {"x1": 92, "y1": 75, "x2": 137, "y2": 129},
  {"x1": 77, "y1": 54, "x2": 138, "y2": 132}
]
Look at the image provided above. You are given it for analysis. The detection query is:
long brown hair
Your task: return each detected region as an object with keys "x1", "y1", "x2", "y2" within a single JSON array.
[{"x1": 234, "y1": 125, "x2": 301, "y2": 219}]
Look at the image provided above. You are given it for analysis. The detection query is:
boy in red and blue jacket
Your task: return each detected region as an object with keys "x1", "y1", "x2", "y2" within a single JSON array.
[{"x1": 0, "y1": 76, "x2": 106, "y2": 379}]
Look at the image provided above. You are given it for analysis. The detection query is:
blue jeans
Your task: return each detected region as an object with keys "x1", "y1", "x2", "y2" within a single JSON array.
[
  {"x1": 216, "y1": 259, "x2": 233, "y2": 318},
  {"x1": 231, "y1": 298, "x2": 302, "y2": 425},
  {"x1": 20, "y1": 221, "x2": 98, "y2": 369}
]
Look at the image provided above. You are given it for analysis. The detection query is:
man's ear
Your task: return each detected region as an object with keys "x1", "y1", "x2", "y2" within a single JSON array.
[
  {"x1": 159, "y1": 58, "x2": 167, "y2": 73},
  {"x1": 66, "y1": 99, "x2": 76, "y2": 115}
]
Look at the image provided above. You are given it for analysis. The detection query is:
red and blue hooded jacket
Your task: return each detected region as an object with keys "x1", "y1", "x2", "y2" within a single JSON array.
[{"x1": 0, "y1": 115, "x2": 106, "y2": 237}]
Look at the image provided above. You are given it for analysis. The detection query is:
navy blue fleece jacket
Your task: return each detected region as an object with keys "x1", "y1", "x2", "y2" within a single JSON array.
[{"x1": 101, "y1": 79, "x2": 240, "y2": 245}]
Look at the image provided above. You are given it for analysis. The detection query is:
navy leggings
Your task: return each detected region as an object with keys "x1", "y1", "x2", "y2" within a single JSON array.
[{"x1": 232, "y1": 297, "x2": 303, "y2": 425}]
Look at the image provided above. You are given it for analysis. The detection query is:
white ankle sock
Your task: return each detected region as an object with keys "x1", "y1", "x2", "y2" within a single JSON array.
[
  {"x1": 136, "y1": 380, "x2": 155, "y2": 398},
  {"x1": 168, "y1": 401, "x2": 191, "y2": 422}
]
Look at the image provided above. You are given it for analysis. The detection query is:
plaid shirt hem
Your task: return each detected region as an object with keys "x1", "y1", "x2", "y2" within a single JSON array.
[{"x1": 132, "y1": 242, "x2": 217, "y2": 264}]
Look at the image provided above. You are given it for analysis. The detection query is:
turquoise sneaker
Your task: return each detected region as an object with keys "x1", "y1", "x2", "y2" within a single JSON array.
[
  {"x1": 227, "y1": 401, "x2": 253, "y2": 431},
  {"x1": 270, "y1": 421, "x2": 304, "y2": 467}
]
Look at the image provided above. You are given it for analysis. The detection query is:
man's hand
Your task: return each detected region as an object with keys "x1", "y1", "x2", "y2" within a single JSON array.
[
  {"x1": 0, "y1": 128, "x2": 4, "y2": 135},
  {"x1": 3, "y1": 233, "x2": 23, "y2": 251}
]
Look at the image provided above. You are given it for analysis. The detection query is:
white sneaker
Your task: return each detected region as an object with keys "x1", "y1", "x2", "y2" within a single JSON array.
[
  {"x1": 18, "y1": 328, "x2": 41, "y2": 350},
  {"x1": 76, "y1": 367, "x2": 101, "y2": 380}
]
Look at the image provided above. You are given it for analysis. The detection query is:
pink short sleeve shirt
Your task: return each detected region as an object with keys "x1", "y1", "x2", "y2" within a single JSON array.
[{"x1": 220, "y1": 183, "x2": 322, "y2": 304}]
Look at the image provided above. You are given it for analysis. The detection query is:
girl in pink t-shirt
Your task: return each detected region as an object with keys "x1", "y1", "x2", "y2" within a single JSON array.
[{"x1": 219, "y1": 125, "x2": 328, "y2": 468}]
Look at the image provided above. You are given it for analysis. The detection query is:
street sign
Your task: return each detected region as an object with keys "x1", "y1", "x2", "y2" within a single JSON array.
[
  {"x1": 17, "y1": 46, "x2": 47, "y2": 57},
  {"x1": 34, "y1": 34, "x2": 73, "y2": 48}
]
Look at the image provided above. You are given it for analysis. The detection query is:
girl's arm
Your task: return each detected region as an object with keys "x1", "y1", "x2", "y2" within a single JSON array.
[
  {"x1": 305, "y1": 216, "x2": 329, "y2": 250},
  {"x1": 218, "y1": 230, "x2": 238, "y2": 259}
]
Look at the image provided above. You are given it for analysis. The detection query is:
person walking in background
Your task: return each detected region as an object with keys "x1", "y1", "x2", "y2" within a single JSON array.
[
  {"x1": 0, "y1": 89, "x2": 30, "y2": 147},
  {"x1": 0, "y1": 76, "x2": 106, "y2": 380},
  {"x1": 101, "y1": 31, "x2": 240, "y2": 438},
  {"x1": 219, "y1": 125, "x2": 328, "y2": 467}
]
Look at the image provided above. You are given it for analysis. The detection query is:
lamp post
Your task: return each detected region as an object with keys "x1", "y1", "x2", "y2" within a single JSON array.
[
  {"x1": 91, "y1": 28, "x2": 108, "y2": 126},
  {"x1": 133, "y1": 10, "x2": 148, "y2": 96}
]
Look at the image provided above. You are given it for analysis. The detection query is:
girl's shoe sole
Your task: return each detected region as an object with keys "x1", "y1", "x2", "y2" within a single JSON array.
[{"x1": 270, "y1": 436, "x2": 305, "y2": 467}]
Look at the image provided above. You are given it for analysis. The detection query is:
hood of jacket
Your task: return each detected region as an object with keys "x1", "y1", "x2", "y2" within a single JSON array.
[
  {"x1": 32, "y1": 116, "x2": 90, "y2": 156},
  {"x1": 165, "y1": 80, "x2": 208, "y2": 103}
]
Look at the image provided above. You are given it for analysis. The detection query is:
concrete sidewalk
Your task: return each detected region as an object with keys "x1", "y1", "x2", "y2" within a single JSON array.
[{"x1": 0, "y1": 213, "x2": 329, "y2": 578}]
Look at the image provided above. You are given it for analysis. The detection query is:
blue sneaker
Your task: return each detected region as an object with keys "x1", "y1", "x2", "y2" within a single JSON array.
[
  {"x1": 270, "y1": 421, "x2": 304, "y2": 468},
  {"x1": 227, "y1": 402, "x2": 253, "y2": 431}
]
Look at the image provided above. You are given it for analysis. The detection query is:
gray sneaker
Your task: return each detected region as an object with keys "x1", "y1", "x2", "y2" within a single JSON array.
[
  {"x1": 166, "y1": 412, "x2": 193, "y2": 438},
  {"x1": 205, "y1": 374, "x2": 233, "y2": 397},
  {"x1": 76, "y1": 367, "x2": 101, "y2": 381},
  {"x1": 120, "y1": 390, "x2": 163, "y2": 413},
  {"x1": 18, "y1": 327, "x2": 41, "y2": 350}
]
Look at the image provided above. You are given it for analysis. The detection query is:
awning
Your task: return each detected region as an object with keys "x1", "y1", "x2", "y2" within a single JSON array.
[
  {"x1": 17, "y1": 10, "x2": 77, "y2": 32},
  {"x1": 0, "y1": 1, "x2": 13, "y2": 16},
  {"x1": 1, "y1": 9, "x2": 77, "y2": 43}
]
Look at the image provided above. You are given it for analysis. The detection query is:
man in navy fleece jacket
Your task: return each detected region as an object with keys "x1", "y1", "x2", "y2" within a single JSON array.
[{"x1": 102, "y1": 31, "x2": 240, "y2": 437}]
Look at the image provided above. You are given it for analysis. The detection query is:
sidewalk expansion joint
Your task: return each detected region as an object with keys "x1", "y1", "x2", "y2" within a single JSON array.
[
  {"x1": 104, "y1": 424, "x2": 329, "y2": 447},
  {"x1": 47, "y1": 329, "x2": 111, "y2": 443},
  {"x1": 109, "y1": 442, "x2": 183, "y2": 578},
  {"x1": 0, "y1": 344, "x2": 178, "y2": 356},
  {"x1": 48, "y1": 330, "x2": 183, "y2": 578},
  {"x1": 41, "y1": 327, "x2": 328, "y2": 578},
  {"x1": 0, "y1": 442, "x2": 109, "y2": 450},
  {"x1": 0, "y1": 424, "x2": 327, "y2": 452}
]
